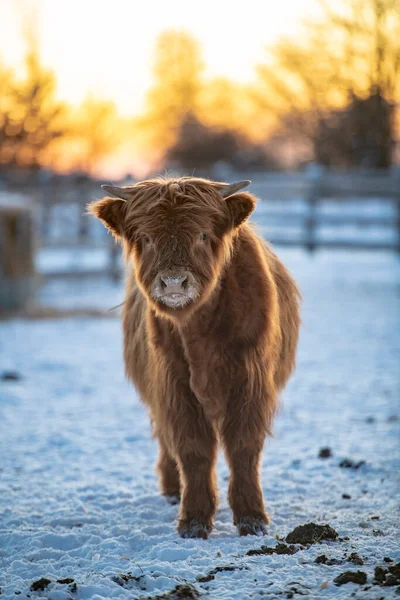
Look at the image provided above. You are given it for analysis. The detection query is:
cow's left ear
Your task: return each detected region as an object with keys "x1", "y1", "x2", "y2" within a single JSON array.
[{"x1": 225, "y1": 192, "x2": 256, "y2": 229}]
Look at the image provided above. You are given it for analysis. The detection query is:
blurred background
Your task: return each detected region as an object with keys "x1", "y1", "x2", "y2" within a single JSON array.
[{"x1": 0, "y1": 0, "x2": 399, "y2": 313}]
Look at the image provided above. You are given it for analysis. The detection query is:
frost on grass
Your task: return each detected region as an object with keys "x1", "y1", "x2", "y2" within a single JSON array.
[{"x1": 0, "y1": 250, "x2": 399, "y2": 599}]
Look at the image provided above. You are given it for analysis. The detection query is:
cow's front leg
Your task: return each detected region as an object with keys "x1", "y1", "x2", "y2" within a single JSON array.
[
  {"x1": 176, "y1": 416, "x2": 217, "y2": 539},
  {"x1": 151, "y1": 317, "x2": 218, "y2": 538},
  {"x1": 158, "y1": 385, "x2": 218, "y2": 536},
  {"x1": 222, "y1": 401, "x2": 270, "y2": 536}
]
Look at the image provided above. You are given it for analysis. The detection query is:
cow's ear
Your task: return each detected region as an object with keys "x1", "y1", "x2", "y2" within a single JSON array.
[
  {"x1": 225, "y1": 192, "x2": 256, "y2": 229},
  {"x1": 87, "y1": 197, "x2": 127, "y2": 239}
]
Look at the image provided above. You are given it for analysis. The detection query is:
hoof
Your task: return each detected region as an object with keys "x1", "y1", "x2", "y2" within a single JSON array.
[
  {"x1": 178, "y1": 518, "x2": 212, "y2": 539},
  {"x1": 237, "y1": 515, "x2": 269, "y2": 536},
  {"x1": 164, "y1": 494, "x2": 180, "y2": 505}
]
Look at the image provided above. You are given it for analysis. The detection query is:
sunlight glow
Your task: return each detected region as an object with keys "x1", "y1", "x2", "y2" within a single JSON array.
[{"x1": 0, "y1": 0, "x2": 320, "y2": 115}]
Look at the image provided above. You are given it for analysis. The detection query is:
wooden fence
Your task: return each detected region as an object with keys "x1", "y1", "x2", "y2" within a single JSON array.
[
  {"x1": 32, "y1": 170, "x2": 400, "y2": 278},
  {"x1": 250, "y1": 171, "x2": 400, "y2": 252},
  {"x1": 34, "y1": 177, "x2": 121, "y2": 279}
]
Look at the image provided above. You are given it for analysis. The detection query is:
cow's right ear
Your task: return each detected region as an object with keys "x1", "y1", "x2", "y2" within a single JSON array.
[{"x1": 87, "y1": 197, "x2": 127, "y2": 239}]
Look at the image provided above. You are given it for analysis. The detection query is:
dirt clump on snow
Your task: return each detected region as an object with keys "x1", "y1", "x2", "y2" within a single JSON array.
[
  {"x1": 315, "y1": 551, "x2": 364, "y2": 567},
  {"x1": 29, "y1": 577, "x2": 77, "y2": 595},
  {"x1": 197, "y1": 573, "x2": 215, "y2": 583},
  {"x1": 1, "y1": 370, "x2": 22, "y2": 381},
  {"x1": 334, "y1": 571, "x2": 367, "y2": 586},
  {"x1": 247, "y1": 542, "x2": 298, "y2": 557},
  {"x1": 145, "y1": 584, "x2": 200, "y2": 599},
  {"x1": 374, "y1": 563, "x2": 400, "y2": 586},
  {"x1": 318, "y1": 447, "x2": 332, "y2": 459},
  {"x1": 315, "y1": 554, "x2": 341, "y2": 565},
  {"x1": 339, "y1": 458, "x2": 366, "y2": 469},
  {"x1": 30, "y1": 578, "x2": 51, "y2": 591},
  {"x1": 348, "y1": 552, "x2": 364, "y2": 565},
  {"x1": 285, "y1": 523, "x2": 338, "y2": 545}
]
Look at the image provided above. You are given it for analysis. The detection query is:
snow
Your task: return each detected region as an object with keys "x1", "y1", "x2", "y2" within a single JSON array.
[{"x1": 1, "y1": 249, "x2": 400, "y2": 599}]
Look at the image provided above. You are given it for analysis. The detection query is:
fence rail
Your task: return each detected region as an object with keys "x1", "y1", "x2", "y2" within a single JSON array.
[
  {"x1": 23, "y1": 170, "x2": 400, "y2": 278},
  {"x1": 250, "y1": 171, "x2": 400, "y2": 254}
]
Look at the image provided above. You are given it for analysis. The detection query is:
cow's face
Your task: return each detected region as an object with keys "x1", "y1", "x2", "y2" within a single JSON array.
[{"x1": 89, "y1": 178, "x2": 255, "y2": 319}]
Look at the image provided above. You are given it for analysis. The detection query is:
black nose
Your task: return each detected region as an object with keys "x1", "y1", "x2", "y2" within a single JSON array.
[{"x1": 160, "y1": 275, "x2": 188, "y2": 293}]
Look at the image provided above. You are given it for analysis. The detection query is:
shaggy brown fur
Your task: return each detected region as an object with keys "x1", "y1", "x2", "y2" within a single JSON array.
[{"x1": 89, "y1": 177, "x2": 300, "y2": 539}]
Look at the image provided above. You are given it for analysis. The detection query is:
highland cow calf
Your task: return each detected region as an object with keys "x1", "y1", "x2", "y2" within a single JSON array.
[{"x1": 89, "y1": 177, "x2": 300, "y2": 539}]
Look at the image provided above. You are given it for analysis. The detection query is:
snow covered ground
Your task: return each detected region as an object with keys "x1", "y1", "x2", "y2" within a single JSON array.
[{"x1": 1, "y1": 249, "x2": 399, "y2": 599}]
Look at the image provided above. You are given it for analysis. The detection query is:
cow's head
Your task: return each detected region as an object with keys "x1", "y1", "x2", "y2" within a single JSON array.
[{"x1": 88, "y1": 177, "x2": 255, "y2": 319}]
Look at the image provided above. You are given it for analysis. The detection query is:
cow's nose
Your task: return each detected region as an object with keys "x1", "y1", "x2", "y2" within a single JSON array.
[{"x1": 160, "y1": 275, "x2": 188, "y2": 293}]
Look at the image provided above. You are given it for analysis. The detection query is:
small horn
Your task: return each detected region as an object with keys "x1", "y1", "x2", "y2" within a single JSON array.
[
  {"x1": 219, "y1": 180, "x2": 251, "y2": 198},
  {"x1": 101, "y1": 184, "x2": 136, "y2": 201}
]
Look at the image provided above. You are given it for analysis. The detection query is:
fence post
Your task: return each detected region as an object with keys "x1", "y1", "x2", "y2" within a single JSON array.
[
  {"x1": 305, "y1": 164, "x2": 323, "y2": 253},
  {"x1": 0, "y1": 195, "x2": 36, "y2": 312},
  {"x1": 39, "y1": 171, "x2": 54, "y2": 238},
  {"x1": 78, "y1": 180, "x2": 90, "y2": 241}
]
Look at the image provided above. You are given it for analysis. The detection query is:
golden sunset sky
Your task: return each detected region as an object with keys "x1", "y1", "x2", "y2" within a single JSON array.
[{"x1": 0, "y1": 0, "x2": 321, "y2": 116}]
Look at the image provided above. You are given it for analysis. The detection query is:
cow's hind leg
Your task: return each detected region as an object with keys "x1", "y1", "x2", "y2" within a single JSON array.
[
  {"x1": 157, "y1": 437, "x2": 181, "y2": 502},
  {"x1": 222, "y1": 406, "x2": 269, "y2": 536}
]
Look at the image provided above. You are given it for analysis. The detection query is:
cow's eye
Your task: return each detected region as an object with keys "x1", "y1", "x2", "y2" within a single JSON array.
[
  {"x1": 200, "y1": 233, "x2": 208, "y2": 241},
  {"x1": 143, "y1": 235, "x2": 151, "y2": 245}
]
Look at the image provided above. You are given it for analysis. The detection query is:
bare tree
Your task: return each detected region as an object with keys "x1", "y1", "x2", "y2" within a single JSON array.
[
  {"x1": 256, "y1": 0, "x2": 400, "y2": 168},
  {"x1": 0, "y1": 38, "x2": 65, "y2": 170},
  {"x1": 136, "y1": 30, "x2": 204, "y2": 155}
]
